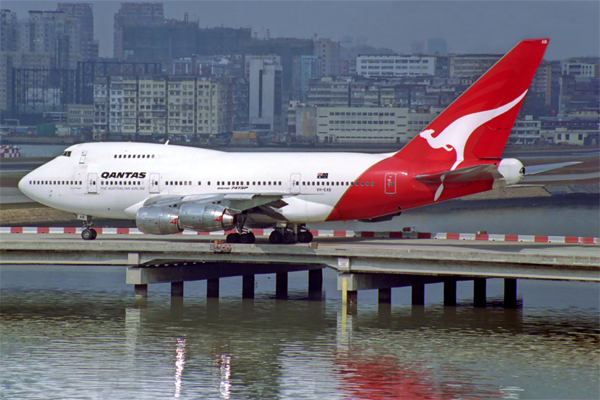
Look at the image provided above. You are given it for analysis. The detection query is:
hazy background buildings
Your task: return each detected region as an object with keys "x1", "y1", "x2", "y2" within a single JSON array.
[{"x1": 0, "y1": 1, "x2": 598, "y2": 146}]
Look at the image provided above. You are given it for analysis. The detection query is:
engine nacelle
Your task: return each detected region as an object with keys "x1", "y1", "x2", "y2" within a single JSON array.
[
  {"x1": 136, "y1": 206, "x2": 183, "y2": 235},
  {"x1": 178, "y1": 203, "x2": 235, "y2": 232}
]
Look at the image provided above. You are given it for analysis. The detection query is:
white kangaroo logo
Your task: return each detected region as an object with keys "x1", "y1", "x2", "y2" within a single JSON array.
[{"x1": 419, "y1": 90, "x2": 527, "y2": 200}]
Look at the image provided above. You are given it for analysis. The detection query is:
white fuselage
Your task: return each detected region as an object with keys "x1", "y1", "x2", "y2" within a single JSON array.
[{"x1": 19, "y1": 142, "x2": 391, "y2": 223}]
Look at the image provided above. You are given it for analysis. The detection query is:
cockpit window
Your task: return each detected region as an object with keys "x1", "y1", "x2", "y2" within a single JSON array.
[{"x1": 62, "y1": 151, "x2": 72, "y2": 157}]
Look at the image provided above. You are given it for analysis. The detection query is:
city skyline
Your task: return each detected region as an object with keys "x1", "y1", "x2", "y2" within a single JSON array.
[{"x1": 3, "y1": 1, "x2": 599, "y2": 61}]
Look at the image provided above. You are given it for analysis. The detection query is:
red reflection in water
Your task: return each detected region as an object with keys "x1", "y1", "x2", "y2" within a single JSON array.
[{"x1": 335, "y1": 349, "x2": 495, "y2": 400}]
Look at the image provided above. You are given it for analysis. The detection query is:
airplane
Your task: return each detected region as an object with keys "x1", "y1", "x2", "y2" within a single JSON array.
[{"x1": 19, "y1": 38, "x2": 551, "y2": 244}]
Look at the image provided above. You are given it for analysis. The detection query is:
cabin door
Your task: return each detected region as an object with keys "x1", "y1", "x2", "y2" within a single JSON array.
[
  {"x1": 87, "y1": 173, "x2": 97, "y2": 194},
  {"x1": 384, "y1": 173, "x2": 396, "y2": 195},
  {"x1": 149, "y1": 173, "x2": 160, "y2": 194},
  {"x1": 290, "y1": 173, "x2": 301, "y2": 195}
]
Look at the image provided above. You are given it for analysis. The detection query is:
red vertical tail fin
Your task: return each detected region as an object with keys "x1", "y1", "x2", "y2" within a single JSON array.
[{"x1": 397, "y1": 39, "x2": 549, "y2": 170}]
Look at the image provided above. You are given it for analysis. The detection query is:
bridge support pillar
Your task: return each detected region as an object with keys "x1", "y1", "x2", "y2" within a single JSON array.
[
  {"x1": 346, "y1": 290, "x2": 358, "y2": 306},
  {"x1": 276, "y1": 272, "x2": 288, "y2": 299},
  {"x1": 474, "y1": 278, "x2": 487, "y2": 308},
  {"x1": 504, "y1": 278, "x2": 518, "y2": 308},
  {"x1": 134, "y1": 284, "x2": 148, "y2": 299},
  {"x1": 242, "y1": 275, "x2": 255, "y2": 299},
  {"x1": 171, "y1": 281, "x2": 184, "y2": 297},
  {"x1": 308, "y1": 269, "x2": 323, "y2": 300},
  {"x1": 444, "y1": 280, "x2": 457, "y2": 306},
  {"x1": 207, "y1": 278, "x2": 219, "y2": 298},
  {"x1": 308, "y1": 269, "x2": 323, "y2": 291},
  {"x1": 378, "y1": 288, "x2": 392, "y2": 304},
  {"x1": 412, "y1": 283, "x2": 425, "y2": 305}
]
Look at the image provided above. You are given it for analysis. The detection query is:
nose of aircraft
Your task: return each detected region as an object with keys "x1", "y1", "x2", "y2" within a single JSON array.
[{"x1": 18, "y1": 171, "x2": 35, "y2": 201}]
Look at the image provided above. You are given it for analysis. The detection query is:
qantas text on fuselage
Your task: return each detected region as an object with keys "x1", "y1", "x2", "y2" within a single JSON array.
[{"x1": 19, "y1": 39, "x2": 550, "y2": 244}]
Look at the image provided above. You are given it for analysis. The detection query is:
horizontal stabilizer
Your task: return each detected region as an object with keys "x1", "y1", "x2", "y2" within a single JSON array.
[
  {"x1": 524, "y1": 161, "x2": 581, "y2": 175},
  {"x1": 415, "y1": 164, "x2": 502, "y2": 184}
]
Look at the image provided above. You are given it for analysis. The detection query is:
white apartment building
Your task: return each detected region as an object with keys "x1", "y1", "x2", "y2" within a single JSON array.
[
  {"x1": 137, "y1": 76, "x2": 166, "y2": 136},
  {"x1": 316, "y1": 107, "x2": 409, "y2": 144},
  {"x1": 562, "y1": 60, "x2": 598, "y2": 77},
  {"x1": 357, "y1": 55, "x2": 436, "y2": 78},
  {"x1": 509, "y1": 115, "x2": 542, "y2": 145},
  {"x1": 93, "y1": 76, "x2": 226, "y2": 138}
]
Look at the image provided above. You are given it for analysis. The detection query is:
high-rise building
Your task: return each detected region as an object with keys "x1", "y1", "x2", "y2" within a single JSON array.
[
  {"x1": 1, "y1": 10, "x2": 18, "y2": 52},
  {"x1": 248, "y1": 59, "x2": 283, "y2": 132},
  {"x1": 114, "y1": 3, "x2": 164, "y2": 60},
  {"x1": 57, "y1": 3, "x2": 98, "y2": 61},
  {"x1": 299, "y1": 55, "x2": 319, "y2": 102},
  {"x1": 314, "y1": 38, "x2": 340, "y2": 77}
]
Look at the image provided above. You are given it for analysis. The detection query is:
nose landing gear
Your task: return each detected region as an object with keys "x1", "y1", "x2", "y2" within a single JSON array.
[
  {"x1": 78, "y1": 214, "x2": 97, "y2": 241},
  {"x1": 81, "y1": 228, "x2": 97, "y2": 241}
]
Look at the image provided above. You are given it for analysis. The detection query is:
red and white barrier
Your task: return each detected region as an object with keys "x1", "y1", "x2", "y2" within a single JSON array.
[
  {"x1": 0, "y1": 145, "x2": 21, "y2": 158},
  {"x1": 1, "y1": 226, "x2": 598, "y2": 244}
]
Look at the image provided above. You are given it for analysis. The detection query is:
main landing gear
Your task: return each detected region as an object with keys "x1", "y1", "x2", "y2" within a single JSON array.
[
  {"x1": 78, "y1": 214, "x2": 97, "y2": 241},
  {"x1": 226, "y1": 230, "x2": 256, "y2": 244},
  {"x1": 226, "y1": 214, "x2": 256, "y2": 244},
  {"x1": 268, "y1": 225, "x2": 313, "y2": 245}
]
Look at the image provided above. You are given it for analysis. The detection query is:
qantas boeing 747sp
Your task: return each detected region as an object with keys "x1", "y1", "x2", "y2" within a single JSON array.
[{"x1": 19, "y1": 39, "x2": 550, "y2": 244}]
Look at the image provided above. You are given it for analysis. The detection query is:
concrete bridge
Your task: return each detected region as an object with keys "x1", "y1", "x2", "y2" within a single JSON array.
[{"x1": 2, "y1": 233, "x2": 598, "y2": 308}]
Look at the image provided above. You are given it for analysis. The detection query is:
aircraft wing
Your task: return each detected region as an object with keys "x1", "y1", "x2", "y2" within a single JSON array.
[
  {"x1": 415, "y1": 164, "x2": 502, "y2": 184},
  {"x1": 141, "y1": 193, "x2": 288, "y2": 214}
]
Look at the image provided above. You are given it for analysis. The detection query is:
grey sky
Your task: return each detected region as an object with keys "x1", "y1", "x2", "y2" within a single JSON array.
[{"x1": 4, "y1": 1, "x2": 599, "y2": 60}]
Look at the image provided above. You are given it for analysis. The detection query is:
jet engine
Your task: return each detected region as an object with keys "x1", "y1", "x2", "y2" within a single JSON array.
[
  {"x1": 136, "y1": 203, "x2": 235, "y2": 234},
  {"x1": 136, "y1": 206, "x2": 183, "y2": 235},
  {"x1": 178, "y1": 203, "x2": 235, "y2": 232}
]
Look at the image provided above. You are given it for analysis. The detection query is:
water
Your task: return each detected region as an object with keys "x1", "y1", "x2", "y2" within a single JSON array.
[{"x1": 1, "y1": 266, "x2": 599, "y2": 400}]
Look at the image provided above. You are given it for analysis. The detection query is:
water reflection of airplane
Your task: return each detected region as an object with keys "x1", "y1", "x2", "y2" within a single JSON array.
[{"x1": 334, "y1": 348, "x2": 503, "y2": 400}]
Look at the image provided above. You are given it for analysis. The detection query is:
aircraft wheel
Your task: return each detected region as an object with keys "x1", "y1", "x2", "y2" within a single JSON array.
[
  {"x1": 298, "y1": 231, "x2": 313, "y2": 243},
  {"x1": 269, "y1": 231, "x2": 283, "y2": 244},
  {"x1": 226, "y1": 233, "x2": 240, "y2": 243},
  {"x1": 282, "y1": 231, "x2": 297, "y2": 244},
  {"x1": 82, "y1": 228, "x2": 96, "y2": 241},
  {"x1": 239, "y1": 232, "x2": 255, "y2": 244}
]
